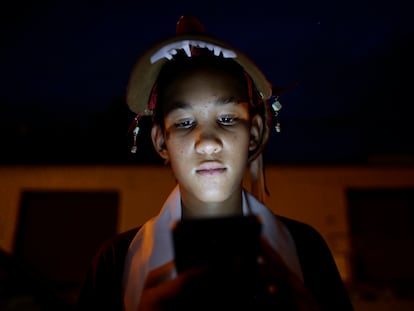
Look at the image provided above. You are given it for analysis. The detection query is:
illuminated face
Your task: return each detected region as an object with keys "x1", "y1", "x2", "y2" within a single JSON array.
[{"x1": 151, "y1": 66, "x2": 262, "y2": 217}]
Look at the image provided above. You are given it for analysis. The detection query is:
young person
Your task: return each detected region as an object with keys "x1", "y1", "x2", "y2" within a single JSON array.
[{"x1": 75, "y1": 16, "x2": 354, "y2": 311}]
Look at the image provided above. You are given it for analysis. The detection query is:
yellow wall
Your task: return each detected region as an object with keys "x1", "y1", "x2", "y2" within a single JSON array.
[{"x1": 1, "y1": 164, "x2": 413, "y2": 284}]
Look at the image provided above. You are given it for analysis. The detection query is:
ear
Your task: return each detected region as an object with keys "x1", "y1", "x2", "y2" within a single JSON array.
[
  {"x1": 249, "y1": 114, "x2": 264, "y2": 152},
  {"x1": 151, "y1": 124, "x2": 170, "y2": 162}
]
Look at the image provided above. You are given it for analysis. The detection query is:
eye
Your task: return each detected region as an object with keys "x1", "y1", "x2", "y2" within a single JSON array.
[
  {"x1": 218, "y1": 115, "x2": 238, "y2": 125},
  {"x1": 174, "y1": 119, "x2": 196, "y2": 129}
]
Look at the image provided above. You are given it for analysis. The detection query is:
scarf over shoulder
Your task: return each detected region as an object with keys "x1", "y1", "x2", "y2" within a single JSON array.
[{"x1": 122, "y1": 185, "x2": 303, "y2": 311}]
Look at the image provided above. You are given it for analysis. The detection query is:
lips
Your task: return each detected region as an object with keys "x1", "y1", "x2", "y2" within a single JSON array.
[{"x1": 196, "y1": 162, "x2": 226, "y2": 175}]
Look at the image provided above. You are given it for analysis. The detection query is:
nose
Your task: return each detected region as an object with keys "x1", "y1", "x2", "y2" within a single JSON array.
[{"x1": 194, "y1": 126, "x2": 222, "y2": 155}]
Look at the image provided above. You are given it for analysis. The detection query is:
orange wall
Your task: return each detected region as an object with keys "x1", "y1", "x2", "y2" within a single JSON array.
[{"x1": 1, "y1": 164, "x2": 413, "y2": 284}]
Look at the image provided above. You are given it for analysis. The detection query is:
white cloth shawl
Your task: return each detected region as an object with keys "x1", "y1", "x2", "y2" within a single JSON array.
[{"x1": 122, "y1": 185, "x2": 303, "y2": 311}]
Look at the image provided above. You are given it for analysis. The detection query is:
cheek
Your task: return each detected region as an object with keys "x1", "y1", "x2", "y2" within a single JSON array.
[
  {"x1": 166, "y1": 137, "x2": 190, "y2": 158},
  {"x1": 233, "y1": 129, "x2": 251, "y2": 148}
]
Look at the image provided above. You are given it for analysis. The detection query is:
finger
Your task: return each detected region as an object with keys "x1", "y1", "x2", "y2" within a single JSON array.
[
  {"x1": 139, "y1": 266, "x2": 207, "y2": 311},
  {"x1": 144, "y1": 263, "x2": 207, "y2": 292},
  {"x1": 257, "y1": 239, "x2": 320, "y2": 310},
  {"x1": 144, "y1": 261, "x2": 175, "y2": 288},
  {"x1": 258, "y1": 238, "x2": 292, "y2": 281},
  {"x1": 257, "y1": 238, "x2": 309, "y2": 296}
]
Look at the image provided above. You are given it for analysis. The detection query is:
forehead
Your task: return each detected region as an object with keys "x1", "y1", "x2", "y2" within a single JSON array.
[
  {"x1": 173, "y1": 65, "x2": 245, "y2": 91},
  {"x1": 162, "y1": 65, "x2": 248, "y2": 109}
]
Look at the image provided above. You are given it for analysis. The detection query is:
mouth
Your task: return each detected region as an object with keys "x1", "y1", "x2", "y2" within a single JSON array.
[{"x1": 195, "y1": 162, "x2": 227, "y2": 176}]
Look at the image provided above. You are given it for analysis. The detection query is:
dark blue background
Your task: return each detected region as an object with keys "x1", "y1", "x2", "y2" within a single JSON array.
[{"x1": 1, "y1": 0, "x2": 413, "y2": 165}]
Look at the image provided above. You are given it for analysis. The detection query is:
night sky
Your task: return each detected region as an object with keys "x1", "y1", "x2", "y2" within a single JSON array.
[{"x1": 1, "y1": 0, "x2": 413, "y2": 165}]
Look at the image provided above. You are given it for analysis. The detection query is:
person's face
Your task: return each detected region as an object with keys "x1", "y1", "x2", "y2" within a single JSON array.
[{"x1": 151, "y1": 66, "x2": 263, "y2": 212}]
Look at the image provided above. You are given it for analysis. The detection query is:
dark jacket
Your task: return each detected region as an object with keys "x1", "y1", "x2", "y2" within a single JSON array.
[{"x1": 75, "y1": 215, "x2": 354, "y2": 311}]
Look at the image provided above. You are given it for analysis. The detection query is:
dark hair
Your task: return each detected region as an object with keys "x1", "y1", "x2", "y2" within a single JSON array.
[{"x1": 152, "y1": 50, "x2": 265, "y2": 129}]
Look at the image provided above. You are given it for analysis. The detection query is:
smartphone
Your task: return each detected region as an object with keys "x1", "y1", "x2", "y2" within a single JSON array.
[{"x1": 172, "y1": 215, "x2": 262, "y2": 275}]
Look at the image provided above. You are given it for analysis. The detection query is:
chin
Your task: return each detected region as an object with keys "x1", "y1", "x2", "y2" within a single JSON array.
[{"x1": 197, "y1": 190, "x2": 230, "y2": 203}]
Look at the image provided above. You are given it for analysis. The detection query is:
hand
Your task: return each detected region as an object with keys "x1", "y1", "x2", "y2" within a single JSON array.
[
  {"x1": 256, "y1": 237, "x2": 320, "y2": 311},
  {"x1": 137, "y1": 261, "x2": 206, "y2": 311}
]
